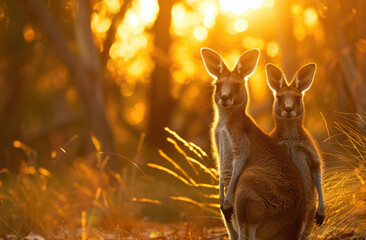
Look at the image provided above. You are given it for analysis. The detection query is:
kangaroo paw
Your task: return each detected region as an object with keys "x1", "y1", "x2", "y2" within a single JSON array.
[
  {"x1": 220, "y1": 205, "x2": 234, "y2": 222},
  {"x1": 314, "y1": 211, "x2": 325, "y2": 226}
]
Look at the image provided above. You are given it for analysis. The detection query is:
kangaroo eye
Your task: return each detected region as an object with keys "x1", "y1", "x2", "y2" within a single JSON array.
[
  {"x1": 276, "y1": 96, "x2": 283, "y2": 101},
  {"x1": 233, "y1": 83, "x2": 241, "y2": 90},
  {"x1": 215, "y1": 82, "x2": 221, "y2": 88},
  {"x1": 295, "y1": 96, "x2": 302, "y2": 101}
]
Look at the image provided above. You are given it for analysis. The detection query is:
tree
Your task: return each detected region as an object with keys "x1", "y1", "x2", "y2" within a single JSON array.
[
  {"x1": 0, "y1": 1, "x2": 32, "y2": 171},
  {"x1": 19, "y1": 0, "x2": 115, "y2": 155},
  {"x1": 276, "y1": 0, "x2": 299, "y2": 77},
  {"x1": 147, "y1": 0, "x2": 176, "y2": 147}
]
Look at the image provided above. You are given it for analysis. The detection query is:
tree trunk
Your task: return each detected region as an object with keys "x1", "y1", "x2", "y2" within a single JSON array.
[
  {"x1": 0, "y1": 57, "x2": 26, "y2": 172},
  {"x1": 276, "y1": 0, "x2": 299, "y2": 78},
  {"x1": 320, "y1": 0, "x2": 366, "y2": 115},
  {"x1": 0, "y1": 1, "x2": 33, "y2": 171},
  {"x1": 147, "y1": 0, "x2": 175, "y2": 147},
  {"x1": 20, "y1": 0, "x2": 115, "y2": 154}
]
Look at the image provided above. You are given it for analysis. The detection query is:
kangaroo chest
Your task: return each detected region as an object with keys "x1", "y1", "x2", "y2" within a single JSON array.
[
  {"x1": 278, "y1": 139, "x2": 316, "y2": 203},
  {"x1": 215, "y1": 126, "x2": 234, "y2": 188},
  {"x1": 279, "y1": 140, "x2": 311, "y2": 175}
]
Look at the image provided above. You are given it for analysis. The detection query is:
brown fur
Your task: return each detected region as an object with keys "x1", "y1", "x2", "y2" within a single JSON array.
[
  {"x1": 228, "y1": 110, "x2": 305, "y2": 239},
  {"x1": 201, "y1": 48, "x2": 306, "y2": 240},
  {"x1": 267, "y1": 63, "x2": 325, "y2": 238}
]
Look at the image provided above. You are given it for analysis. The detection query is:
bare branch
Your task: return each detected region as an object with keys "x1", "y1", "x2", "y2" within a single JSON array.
[{"x1": 101, "y1": 0, "x2": 131, "y2": 66}]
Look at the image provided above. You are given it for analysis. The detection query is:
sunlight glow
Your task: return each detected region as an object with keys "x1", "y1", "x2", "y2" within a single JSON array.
[
  {"x1": 172, "y1": 70, "x2": 186, "y2": 84},
  {"x1": 263, "y1": 0, "x2": 275, "y2": 8},
  {"x1": 39, "y1": 167, "x2": 51, "y2": 177},
  {"x1": 51, "y1": 151, "x2": 57, "y2": 159},
  {"x1": 138, "y1": 0, "x2": 159, "y2": 27},
  {"x1": 227, "y1": 19, "x2": 249, "y2": 35},
  {"x1": 243, "y1": 36, "x2": 265, "y2": 50},
  {"x1": 171, "y1": 42, "x2": 196, "y2": 84},
  {"x1": 304, "y1": 8, "x2": 318, "y2": 26},
  {"x1": 171, "y1": 0, "x2": 275, "y2": 85},
  {"x1": 291, "y1": 4, "x2": 303, "y2": 15},
  {"x1": 126, "y1": 102, "x2": 146, "y2": 125},
  {"x1": 234, "y1": 19, "x2": 248, "y2": 32},
  {"x1": 13, "y1": 140, "x2": 22, "y2": 148},
  {"x1": 106, "y1": 0, "x2": 158, "y2": 82},
  {"x1": 127, "y1": 57, "x2": 149, "y2": 76},
  {"x1": 120, "y1": 81, "x2": 135, "y2": 97},
  {"x1": 25, "y1": 166, "x2": 36, "y2": 175},
  {"x1": 171, "y1": 3, "x2": 187, "y2": 36},
  {"x1": 291, "y1": 4, "x2": 318, "y2": 42},
  {"x1": 171, "y1": 3, "x2": 202, "y2": 38},
  {"x1": 193, "y1": 26, "x2": 208, "y2": 41},
  {"x1": 127, "y1": 12, "x2": 140, "y2": 27},
  {"x1": 293, "y1": 22, "x2": 306, "y2": 41},
  {"x1": 23, "y1": 24, "x2": 35, "y2": 42},
  {"x1": 91, "y1": 13, "x2": 111, "y2": 33},
  {"x1": 219, "y1": 0, "x2": 264, "y2": 15},
  {"x1": 266, "y1": 41, "x2": 279, "y2": 57},
  {"x1": 105, "y1": 0, "x2": 122, "y2": 14},
  {"x1": 198, "y1": 0, "x2": 219, "y2": 29}
]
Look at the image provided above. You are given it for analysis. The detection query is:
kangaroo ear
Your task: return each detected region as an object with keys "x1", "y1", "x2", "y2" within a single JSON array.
[
  {"x1": 201, "y1": 48, "x2": 229, "y2": 78},
  {"x1": 233, "y1": 49, "x2": 260, "y2": 79},
  {"x1": 266, "y1": 63, "x2": 287, "y2": 92},
  {"x1": 291, "y1": 63, "x2": 316, "y2": 92}
]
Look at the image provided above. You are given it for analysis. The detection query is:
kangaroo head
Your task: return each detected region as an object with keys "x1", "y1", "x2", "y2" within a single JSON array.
[
  {"x1": 266, "y1": 63, "x2": 316, "y2": 119},
  {"x1": 201, "y1": 48, "x2": 259, "y2": 109}
]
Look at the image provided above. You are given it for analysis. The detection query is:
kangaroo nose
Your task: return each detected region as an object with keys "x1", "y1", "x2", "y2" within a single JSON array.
[
  {"x1": 285, "y1": 105, "x2": 293, "y2": 113},
  {"x1": 221, "y1": 93, "x2": 231, "y2": 101}
]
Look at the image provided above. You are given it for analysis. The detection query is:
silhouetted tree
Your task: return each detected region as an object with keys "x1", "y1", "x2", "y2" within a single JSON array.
[
  {"x1": 147, "y1": 0, "x2": 176, "y2": 147},
  {"x1": 20, "y1": 0, "x2": 115, "y2": 153}
]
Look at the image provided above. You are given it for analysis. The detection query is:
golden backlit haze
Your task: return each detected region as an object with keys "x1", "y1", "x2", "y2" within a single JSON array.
[
  {"x1": 16, "y1": 0, "x2": 331, "y2": 154},
  {"x1": 88, "y1": 0, "x2": 289, "y2": 127},
  {"x1": 2, "y1": 0, "x2": 366, "y2": 238}
]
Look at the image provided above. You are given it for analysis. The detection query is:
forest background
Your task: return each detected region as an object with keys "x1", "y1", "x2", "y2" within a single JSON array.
[{"x1": 0, "y1": 0, "x2": 365, "y2": 239}]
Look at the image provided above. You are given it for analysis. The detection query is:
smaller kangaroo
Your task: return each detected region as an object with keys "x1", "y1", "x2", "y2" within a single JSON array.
[
  {"x1": 266, "y1": 63, "x2": 325, "y2": 239},
  {"x1": 201, "y1": 48, "x2": 305, "y2": 240}
]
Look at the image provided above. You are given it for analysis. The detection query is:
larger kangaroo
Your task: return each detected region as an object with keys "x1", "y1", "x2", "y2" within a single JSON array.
[
  {"x1": 266, "y1": 63, "x2": 325, "y2": 239},
  {"x1": 201, "y1": 48, "x2": 305, "y2": 240}
]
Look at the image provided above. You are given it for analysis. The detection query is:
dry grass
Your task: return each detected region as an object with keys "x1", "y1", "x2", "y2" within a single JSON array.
[
  {"x1": 1, "y1": 114, "x2": 366, "y2": 239},
  {"x1": 147, "y1": 127, "x2": 220, "y2": 215},
  {"x1": 0, "y1": 137, "x2": 144, "y2": 237},
  {"x1": 0, "y1": 129, "x2": 223, "y2": 239},
  {"x1": 310, "y1": 112, "x2": 366, "y2": 239}
]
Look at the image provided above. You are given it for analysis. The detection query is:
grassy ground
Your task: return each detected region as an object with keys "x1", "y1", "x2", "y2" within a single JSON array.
[{"x1": 1, "y1": 114, "x2": 366, "y2": 239}]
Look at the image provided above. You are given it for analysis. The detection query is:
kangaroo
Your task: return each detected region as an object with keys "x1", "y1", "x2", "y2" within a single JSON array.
[
  {"x1": 201, "y1": 48, "x2": 305, "y2": 240},
  {"x1": 266, "y1": 63, "x2": 325, "y2": 239}
]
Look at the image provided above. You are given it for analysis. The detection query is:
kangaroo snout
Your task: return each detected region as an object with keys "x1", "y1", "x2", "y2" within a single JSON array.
[
  {"x1": 219, "y1": 92, "x2": 232, "y2": 107},
  {"x1": 281, "y1": 99, "x2": 297, "y2": 118},
  {"x1": 285, "y1": 106, "x2": 293, "y2": 113},
  {"x1": 284, "y1": 102, "x2": 294, "y2": 113},
  {"x1": 221, "y1": 93, "x2": 231, "y2": 101}
]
